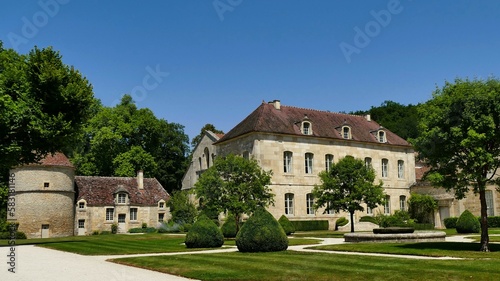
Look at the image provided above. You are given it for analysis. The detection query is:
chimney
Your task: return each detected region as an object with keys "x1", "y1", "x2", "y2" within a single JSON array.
[
  {"x1": 137, "y1": 170, "x2": 144, "y2": 190},
  {"x1": 269, "y1": 100, "x2": 281, "y2": 110},
  {"x1": 365, "y1": 114, "x2": 371, "y2": 121}
]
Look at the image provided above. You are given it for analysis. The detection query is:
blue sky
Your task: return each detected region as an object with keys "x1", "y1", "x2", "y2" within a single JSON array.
[{"x1": 2, "y1": 1, "x2": 500, "y2": 141}]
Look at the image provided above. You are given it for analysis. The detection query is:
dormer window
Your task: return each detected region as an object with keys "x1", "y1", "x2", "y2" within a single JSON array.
[
  {"x1": 302, "y1": 121, "x2": 312, "y2": 135},
  {"x1": 117, "y1": 193, "x2": 127, "y2": 204},
  {"x1": 342, "y1": 126, "x2": 351, "y2": 139},
  {"x1": 158, "y1": 200, "x2": 166, "y2": 209},
  {"x1": 378, "y1": 130, "x2": 386, "y2": 143},
  {"x1": 78, "y1": 199, "x2": 87, "y2": 210}
]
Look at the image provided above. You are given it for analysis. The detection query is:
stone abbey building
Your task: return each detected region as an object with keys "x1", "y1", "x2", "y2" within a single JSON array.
[{"x1": 11, "y1": 153, "x2": 169, "y2": 239}]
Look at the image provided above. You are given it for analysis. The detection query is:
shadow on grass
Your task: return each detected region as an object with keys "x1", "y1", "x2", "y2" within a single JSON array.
[{"x1": 394, "y1": 242, "x2": 500, "y2": 252}]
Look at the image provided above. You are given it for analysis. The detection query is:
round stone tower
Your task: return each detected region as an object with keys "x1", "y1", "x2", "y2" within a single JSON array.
[{"x1": 11, "y1": 153, "x2": 75, "y2": 238}]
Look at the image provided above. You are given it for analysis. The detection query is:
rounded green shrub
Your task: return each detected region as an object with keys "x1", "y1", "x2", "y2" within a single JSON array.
[
  {"x1": 443, "y1": 217, "x2": 458, "y2": 229},
  {"x1": 185, "y1": 215, "x2": 224, "y2": 248},
  {"x1": 278, "y1": 215, "x2": 295, "y2": 235},
  {"x1": 456, "y1": 210, "x2": 480, "y2": 234},
  {"x1": 236, "y1": 208, "x2": 288, "y2": 252},
  {"x1": 335, "y1": 217, "x2": 349, "y2": 230},
  {"x1": 221, "y1": 215, "x2": 238, "y2": 238},
  {"x1": 359, "y1": 216, "x2": 378, "y2": 224}
]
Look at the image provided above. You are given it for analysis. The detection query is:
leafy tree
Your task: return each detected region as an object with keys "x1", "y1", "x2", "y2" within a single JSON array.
[
  {"x1": 312, "y1": 156, "x2": 385, "y2": 232},
  {"x1": 71, "y1": 95, "x2": 190, "y2": 192},
  {"x1": 195, "y1": 154, "x2": 274, "y2": 233},
  {"x1": 0, "y1": 42, "x2": 95, "y2": 170},
  {"x1": 412, "y1": 77, "x2": 500, "y2": 252},
  {"x1": 191, "y1": 123, "x2": 224, "y2": 148},
  {"x1": 167, "y1": 190, "x2": 197, "y2": 225},
  {"x1": 408, "y1": 193, "x2": 437, "y2": 224},
  {"x1": 351, "y1": 101, "x2": 420, "y2": 140}
]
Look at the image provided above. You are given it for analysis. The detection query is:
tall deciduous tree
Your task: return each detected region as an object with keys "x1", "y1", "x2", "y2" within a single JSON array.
[
  {"x1": 195, "y1": 154, "x2": 274, "y2": 232},
  {"x1": 0, "y1": 42, "x2": 95, "y2": 170},
  {"x1": 412, "y1": 78, "x2": 500, "y2": 252},
  {"x1": 191, "y1": 123, "x2": 224, "y2": 148},
  {"x1": 312, "y1": 156, "x2": 385, "y2": 232},
  {"x1": 72, "y1": 95, "x2": 189, "y2": 193}
]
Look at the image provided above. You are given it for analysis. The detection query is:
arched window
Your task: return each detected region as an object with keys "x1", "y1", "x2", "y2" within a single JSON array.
[
  {"x1": 204, "y1": 147, "x2": 210, "y2": 168},
  {"x1": 285, "y1": 193, "x2": 294, "y2": 215},
  {"x1": 399, "y1": 195, "x2": 406, "y2": 211},
  {"x1": 283, "y1": 151, "x2": 293, "y2": 173},
  {"x1": 305, "y1": 153, "x2": 314, "y2": 174},
  {"x1": 306, "y1": 193, "x2": 315, "y2": 215},
  {"x1": 378, "y1": 130, "x2": 386, "y2": 143},
  {"x1": 398, "y1": 160, "x2": 404, "y2": 178},
  {"x1": 325, "y1": 154, "x2": 334, "y2": 172},
  {"x1": 342, "y1": 126, "x2": 351, "y2": 139},
  {"x1": 302, "y1": 122, "x2": 312, "y2": 135}
]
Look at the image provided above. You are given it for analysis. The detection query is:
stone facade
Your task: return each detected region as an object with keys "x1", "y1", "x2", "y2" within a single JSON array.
[
  {"x1": 11, "y1": 153, "x2": 170, "y2": 238},
  {"x1": 11, "y1": 154, "x2": 76, "y2": 239}
]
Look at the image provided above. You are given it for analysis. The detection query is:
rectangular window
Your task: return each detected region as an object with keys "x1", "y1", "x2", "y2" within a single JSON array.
[
  {"x1": 106, "y1": 208, "x2": 114, "y2": 221},
  {"x1": 325, "y1": 154, "x2": 334, "y2": 172},
  {"x1": 384, "y1": 196, "x2": 390, "y2": 214},
  {"x1": 367, "y1": 206, "x2": 373, "y2": 215},
  {"x1": 398, "y1": 160, "x2": 404, "y2": 179},
  {"x1": 158, "y1": 213, "x2": 165, "y2": 222},
  {"x1": 486, "y1": 190, "x2": 495, "y2": 217},
  {"x1": 159, "y1": 202, "x2": 165, "y2": 209},
  {"x1": 306, "y1": 193, "x2": 314, "y2": 215},
  {"x1": 117, "y1": 193, "x2": 126, "y2": 204},
  {"x1": 78, "y1": 202, "x2": 85, "y2": 209},
  {"x1": 130, "y1": 208, "x2": 138, "y2": 221},
  {"x1": 78, "y1": 220, "x2": 85, "y2": 229},
  {"x1": 285, "y1": 193, "x2": 294, "y2": 215},
  {"x1": 43, "y1": 182, "x2": 50, "y2": 188},
  {"x1": 399, "y1": 195, "x2": 406, "y2": 211},
  {"x1": 118, "y1": 214, "x2": 126, "y2": 223},
  {"x1": 284, "y1": 151, "x2": 293, "y2": 173},
  {"x1": 381, "y1": 159, "x2": 388, "y2": 178},
  {"x1": 305, "y1": 153, "x2": 314, "y2": 174}
]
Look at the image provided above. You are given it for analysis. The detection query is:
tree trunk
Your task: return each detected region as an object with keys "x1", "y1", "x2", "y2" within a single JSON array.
[
  {"x1": 350, "y1": 211, "x2": 355, "y2": 233},
  {"x1": 479, "y1": 188, "x2": 490, "y2": 252},
  {"x1": 235, "y1": 213, "x2": 240, "y2": 234}
]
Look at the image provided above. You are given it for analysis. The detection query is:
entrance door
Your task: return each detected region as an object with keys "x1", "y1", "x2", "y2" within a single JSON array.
[
  {"x1": 41, "y1": 224, "x2": 50, "y2": 238},
  {"x1": 78, "y1": 219, "x2": 86, "y2": 236},
  {"x1": 118, "y1": 214, "x2": 126, "y2": 233}
]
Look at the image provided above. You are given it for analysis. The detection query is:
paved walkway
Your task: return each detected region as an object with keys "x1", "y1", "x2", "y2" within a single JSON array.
[{"x1": 0, "y1": 235, "x2": 476, "y2": 281}]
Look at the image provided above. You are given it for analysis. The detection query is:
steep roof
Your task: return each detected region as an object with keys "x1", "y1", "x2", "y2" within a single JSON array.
[
  {"x1": 217, "y1": 101, "x2": 411, "y2": 147},
  {"x1": 26, "y1": 152, "x2": 75, "y2": 168},
  {"x1": 75, "y1": 176, "x2": 169, "y2": 206}
]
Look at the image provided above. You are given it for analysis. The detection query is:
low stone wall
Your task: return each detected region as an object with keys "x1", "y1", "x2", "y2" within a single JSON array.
[{"x1": 344, "y1": 231, "x2": 446, "y2": 243}]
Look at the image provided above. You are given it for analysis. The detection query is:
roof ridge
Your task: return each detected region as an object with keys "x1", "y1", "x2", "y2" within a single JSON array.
[{"x1": 281, "y1": 104, "x2": 366, "y2": 118}]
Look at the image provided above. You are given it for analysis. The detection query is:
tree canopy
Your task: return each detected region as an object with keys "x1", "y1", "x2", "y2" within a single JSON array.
[
  {"x1": 194, "y1": 154, "x2": 274, "y2": 232},
  {"x1": 0, "y1": 42, "x2": 95, "y2": 170},
  {"x1": 71, "y1": 94, "x2": 190, "y2": 193},
  {"x1": 312, "y1": 156, "x2": 385, "y2": 232},
  {"x1": 412, "y1": 77, "x2": 500, "y2": 252}
]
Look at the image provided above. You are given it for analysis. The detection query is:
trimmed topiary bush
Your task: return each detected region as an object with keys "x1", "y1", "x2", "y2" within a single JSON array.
[
  {"x1": 185, "y1": 215, "x2": 224, "y2": 248},
  {"x1": 221, "y1": 215, "x2": 238, "y2": 238},
  {"x1": 236, "y1": 208, "x2": 288, "y2": 252},
  {"x1": 359, "y1": 216, "x2": 378, "y2": 224},
  {"x1": 335, "y1": 217, "x2": 349, "y2": 230},
  {"x1": 444, "y1": 217, "x2": 458, "y2": 229},
  {"x1": 278, "y1": 215, "x2": 295, "y2": 235},
  {"x1": 488, "y1": 216, "x2": 500, "y2": 228},
  {"x1": 456, "y1": 210, "x2": 480, "y2": 234}
]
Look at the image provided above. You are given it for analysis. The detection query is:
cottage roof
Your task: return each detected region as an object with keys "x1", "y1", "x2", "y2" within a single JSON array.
[
  {"x1": 28, "y1": 152, "x2": 75, "y2": 168},
  {"x1": 216, "y1": 101, "x2": 411, "y2": 147},
  {"x1": 75, "y1": 176, "x2": 169, "y2": 206}
]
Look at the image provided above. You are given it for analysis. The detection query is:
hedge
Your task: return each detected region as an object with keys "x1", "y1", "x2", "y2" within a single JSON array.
[
  {"x1": 0, "y1": 231, "x2": 27, "y2": 239},
  {"x1": 414, "y1": 223, "x2": 435, "y2": 230},
  {"x1": 290, "y1": 220, "x2": 329, "y2": 231},
  {"x1": 129, "y1": 227, "x2": 157, "y2": 233},
  {"x1": 335, "y1": 217, "x2": 348, "y2": 230},
  {"x1": 359, "y1": 216, "x2": 378, "y2": 224},
  {"x1": 487, "y1": 216, "x2": 500, "y2": 228},
  {"x1": 444, "y1": 217, "x2": 458, "y2": 229}
]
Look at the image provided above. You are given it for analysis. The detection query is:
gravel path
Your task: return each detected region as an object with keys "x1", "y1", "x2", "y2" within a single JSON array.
[{"x1": 1, "y1": 235, "x2": 476, "y2": 280}]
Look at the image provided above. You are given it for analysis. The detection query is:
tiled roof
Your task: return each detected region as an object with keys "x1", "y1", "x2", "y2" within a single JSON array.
[
  {"x1": 31, "y1": 152, "x2": 74, "y2": 168},
  {"x1": 217, "y1": 101, "x2": 411, "y2": 147},
  {"x1": 75, "y1": 176, "x2": 169, "y2": 206}
]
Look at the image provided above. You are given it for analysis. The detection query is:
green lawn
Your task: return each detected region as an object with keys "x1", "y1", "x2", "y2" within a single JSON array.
[{"x1": 111, "y1": 250, "x2": 500, "y2": 280}]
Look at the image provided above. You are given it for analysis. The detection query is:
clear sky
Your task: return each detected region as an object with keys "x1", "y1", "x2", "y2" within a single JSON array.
[{"x1": 2, "y1": 1, "x2": 500, "y2": 141}]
